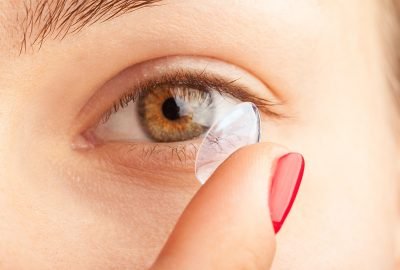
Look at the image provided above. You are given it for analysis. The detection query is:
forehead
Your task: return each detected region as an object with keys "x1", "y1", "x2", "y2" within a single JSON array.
[{"x1": 0, "y1": 0, "x2": 378, "y2": 56}]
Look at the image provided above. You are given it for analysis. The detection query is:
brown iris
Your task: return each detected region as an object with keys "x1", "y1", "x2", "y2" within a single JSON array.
[{"x1": 138, "y1": 85, "x2": 212, "y2": 142}]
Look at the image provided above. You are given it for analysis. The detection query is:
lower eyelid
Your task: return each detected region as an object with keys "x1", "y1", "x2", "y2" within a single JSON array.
[{"x1": 89, "y1": 140, "x2": 201, "y2": 176}]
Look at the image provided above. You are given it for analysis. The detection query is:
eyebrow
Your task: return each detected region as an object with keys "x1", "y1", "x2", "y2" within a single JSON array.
[{"x1": 18, "y1": 0, "x2": 162, "y2": 54}]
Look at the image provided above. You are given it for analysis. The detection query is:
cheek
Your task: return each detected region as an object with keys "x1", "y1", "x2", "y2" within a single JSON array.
[
  {"x1": 1, "y1": 140, "x2": 200, "y2": 269},
  {"x1": 0, "y1": 99, "x2": 200, "y2": 269}
]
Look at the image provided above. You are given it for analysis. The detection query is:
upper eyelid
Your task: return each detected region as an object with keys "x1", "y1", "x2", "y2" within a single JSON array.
[
  {"x1": 72, "y1": 56, "x2": 287, "y2": 137},
  {"x1": 100, "y1": 69, "x2": 284, "y2": 125}
]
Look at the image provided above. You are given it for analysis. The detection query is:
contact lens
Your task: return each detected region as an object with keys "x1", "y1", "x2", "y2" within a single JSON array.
[{"x1": 195, "y1": 102, "x2": 261, "y2": 184}]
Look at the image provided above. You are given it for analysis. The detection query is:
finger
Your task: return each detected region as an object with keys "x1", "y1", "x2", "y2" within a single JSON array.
[{"x1": 151, "y1": 143, "x2": 304, "y2": 270}]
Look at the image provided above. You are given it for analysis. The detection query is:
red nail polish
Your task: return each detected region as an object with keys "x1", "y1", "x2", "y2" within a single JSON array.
[{"x1": 269, "y1": 153, "x2": 305, "y2": 234}]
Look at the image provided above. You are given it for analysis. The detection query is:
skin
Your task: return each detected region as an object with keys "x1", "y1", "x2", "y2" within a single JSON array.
[
  {"x1": 0, "y1": 0, "x2": 399, "y2": 269},
  {"x1": 151, "y1": 143, "x2": 284, "y2": 270}
]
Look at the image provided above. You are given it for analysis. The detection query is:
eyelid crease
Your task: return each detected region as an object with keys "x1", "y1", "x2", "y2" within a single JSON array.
[{"x1": 99, "y1": 69, "x2": 285, "y2": 126}]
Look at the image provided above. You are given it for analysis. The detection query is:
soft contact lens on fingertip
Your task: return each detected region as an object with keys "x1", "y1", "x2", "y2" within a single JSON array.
[{"x1": 195, "y1": 102, "x2": 261, "y2": 184}]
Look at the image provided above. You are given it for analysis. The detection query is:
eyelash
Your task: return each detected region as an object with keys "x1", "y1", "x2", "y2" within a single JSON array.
[
  {"x1": 99, "y1": 69, "x2": 282, "y2": 126},
  {"x1": 74, "y1": 68, "x2": 284, "y2": 169}
]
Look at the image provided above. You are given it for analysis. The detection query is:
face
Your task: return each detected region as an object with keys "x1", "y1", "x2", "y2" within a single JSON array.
[{"x1": 0, "y1": 0, "x2": 399, "y2": 269}]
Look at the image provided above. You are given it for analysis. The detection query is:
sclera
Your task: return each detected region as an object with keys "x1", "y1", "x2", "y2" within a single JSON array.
[{"x1": 195, "y1": 102, "x2": 261, "y2": 184}]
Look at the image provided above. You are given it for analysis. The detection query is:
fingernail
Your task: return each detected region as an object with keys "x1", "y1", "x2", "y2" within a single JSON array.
[{"x1": 269, "y1": 153, "x2": 305, "y2": 233}]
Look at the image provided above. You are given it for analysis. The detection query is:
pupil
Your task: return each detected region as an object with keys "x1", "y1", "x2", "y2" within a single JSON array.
[{"x1": 162, "y1": 97, "x2": 181, "y2": 120}]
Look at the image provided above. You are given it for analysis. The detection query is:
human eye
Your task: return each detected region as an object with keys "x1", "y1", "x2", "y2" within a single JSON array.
[
  {"x1": 72, "y1": 56, "x2": 282, "y2": 172},
  {"x1": 94, "y1": 71, "x2": 240, "y2": 143}
]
